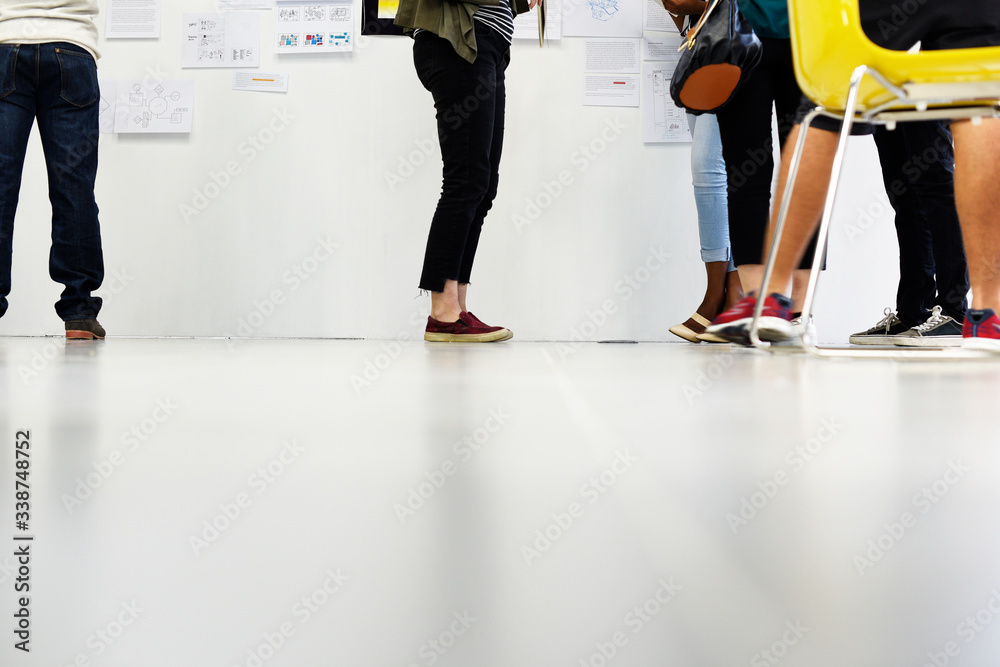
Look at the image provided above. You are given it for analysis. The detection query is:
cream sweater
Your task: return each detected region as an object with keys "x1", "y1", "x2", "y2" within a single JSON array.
[{"x1": 0, "y1": 0, "x2": 99, "y2": 58}]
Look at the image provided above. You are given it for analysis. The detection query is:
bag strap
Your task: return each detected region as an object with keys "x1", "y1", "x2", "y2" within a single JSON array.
[{"x1": 679, "y1": 0, "x2": 722, "y2": 51}]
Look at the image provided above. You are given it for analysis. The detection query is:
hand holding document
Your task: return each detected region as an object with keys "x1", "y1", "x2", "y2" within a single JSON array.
[
  {"x1": 514, "y1": 0, "x2": 558, "y2": 44},
  {"x1": 529, "y1": 0, "x2": 545, "y2": 47}
]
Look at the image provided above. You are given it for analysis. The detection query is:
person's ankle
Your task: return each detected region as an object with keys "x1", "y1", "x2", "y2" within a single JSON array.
[{"x1": 430, "y1": 310, "x2": 461, "y2": 323}]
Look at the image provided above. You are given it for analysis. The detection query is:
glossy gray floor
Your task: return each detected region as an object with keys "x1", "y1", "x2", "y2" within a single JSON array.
[{"x1": 2, "y1": 337, "x2": 1000, "y2": 667}]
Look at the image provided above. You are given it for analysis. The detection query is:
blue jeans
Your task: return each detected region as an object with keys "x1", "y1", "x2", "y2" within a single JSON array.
[
  {"x1": 413, "y1": 24, "x2": 507, "y2": 292},
  {"x1": 0, "y1": 42, "x2": 104, "y2": 320},
  {"x1": 687, "y1": 113, "x2": 734, "y2": 270}
]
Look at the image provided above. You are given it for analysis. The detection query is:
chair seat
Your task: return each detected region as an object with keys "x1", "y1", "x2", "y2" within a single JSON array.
[{"x1": 789, "y1": 1, "x2": 1000, "y2": 114}]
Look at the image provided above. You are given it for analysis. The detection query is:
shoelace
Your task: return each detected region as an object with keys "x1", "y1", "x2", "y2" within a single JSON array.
[
  {"x1": 871, "y1": 307, "x2": 898, "y2": 334},
  {"x1": 912, "y1": 305, "x2": 948, "y2": 334}
]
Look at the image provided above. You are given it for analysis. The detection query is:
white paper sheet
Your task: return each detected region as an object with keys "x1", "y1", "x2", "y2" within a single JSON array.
[
  {"x1": 643, "y1": 0, "x2": 676, "y2": 32},
  {"x1": 105, "y1": 0, "x2": 161, "y2": 39},
  {"x1": 563, "y1": 0, "x2": 642, "y2": 38},
  {"x1": 275, "y1": 3, "x2": 353, "y2": 53},
  {"x1": 114, "y1": 79, "x2": 195, "y2": 133},
  {"x1": 643, "y1": 34, "x2": 682, "y2": 59},
  {"x1": 182, "y1": 13, "x2": 260, "y2": 68},
  {"x1": 584, "y1": 38, "x2": 639, "y2": 73},
  {"x1": 583, "y1": 74, "x2": 639, "y2": 106},
  {"x1": 233, "y1": 71, "x2": 290, "y2": 93},
  {"x1": 513, "y1": 0, "x2": 561, "y2": 41},
  {"x1": 641, "y1": 61, "x2": 690, "y2": 142}
]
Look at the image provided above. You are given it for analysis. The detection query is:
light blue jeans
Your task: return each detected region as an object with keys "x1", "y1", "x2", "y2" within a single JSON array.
[{"x1": 687, "y1": 113, "x2": 734, "y2": 270}]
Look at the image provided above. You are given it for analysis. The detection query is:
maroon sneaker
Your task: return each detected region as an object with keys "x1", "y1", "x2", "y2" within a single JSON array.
[
  {"x1": 425, "y1": 313, "x2": 512, "y2": 342},
  {"x1": 462, "y1": 311, "x2": 513, "y2": 341},
  {"x1": 962, "y1": 309, "x2": 1000, "y2": 351}
]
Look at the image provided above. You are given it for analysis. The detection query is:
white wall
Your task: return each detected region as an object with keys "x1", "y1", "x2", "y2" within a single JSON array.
[{"x1": 2, "y1": 0, "x2": 902, "y2": 343}]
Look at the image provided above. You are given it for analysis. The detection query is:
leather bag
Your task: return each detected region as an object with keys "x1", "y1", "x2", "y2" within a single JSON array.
[{"x1": 670, "y1": 0, "x2": 762, "y2": 114}]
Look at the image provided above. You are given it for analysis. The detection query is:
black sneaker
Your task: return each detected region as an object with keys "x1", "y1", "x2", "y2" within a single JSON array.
[
  {"x1": 848, "y1": 308, "x2": 912, "y2": 345},
  {"x1": 65, "y1": 319, "x2": 106, "y2": 340},
  {"x1": 894, "y1": 305, "x2": 962, "y2": 347}
]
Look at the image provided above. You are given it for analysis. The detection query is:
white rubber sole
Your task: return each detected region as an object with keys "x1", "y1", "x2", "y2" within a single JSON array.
[{"x1": 961, "y1": 337, "x2": 1000, "y2": 352}]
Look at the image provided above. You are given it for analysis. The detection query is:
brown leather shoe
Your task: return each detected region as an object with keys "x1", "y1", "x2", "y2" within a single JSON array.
[{"x1": 424, "y1": 313, "x2": 512, "y2": 342}]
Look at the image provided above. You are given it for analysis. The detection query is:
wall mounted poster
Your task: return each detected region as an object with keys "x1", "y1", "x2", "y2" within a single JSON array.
[{"x1": 275, "y1": 3, "x2": 354, "y2": 53}]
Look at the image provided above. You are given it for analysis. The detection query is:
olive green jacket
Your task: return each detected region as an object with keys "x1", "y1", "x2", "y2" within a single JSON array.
[{"x1": 395, "y1": 0, "x2": 530, "y2": 63}]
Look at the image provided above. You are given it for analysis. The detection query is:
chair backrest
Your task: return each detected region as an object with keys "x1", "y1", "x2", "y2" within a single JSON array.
[{"x1": 787, "y1": 0, "x2": 1000, "y2": 114}]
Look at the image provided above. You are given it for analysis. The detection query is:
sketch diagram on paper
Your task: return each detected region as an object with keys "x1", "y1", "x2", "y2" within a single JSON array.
[
  {"x1": 304, "y1": 5, "x2": 326, "y2": 20},
  {"x1": 115, "y1": 79, "x2": 194, "y2": 134},
  {"x1": 274, "y1": 3, "x2": 353, "y2": 53},
  {"x1": 183, "y1": 12, "x2": 260, "y2": 68},
  {"x1": 200, "y1": 33, "x2": 223, "y2": 47},
  {"x1": 127, "y1": 83, "x2": 184, "y2": 128},
  {"x1": 641, "y1": 65, "x2": 690, "y2": 142},
  {"x1": 587, "y1": 0, "x2": 619, "y2": 21}
]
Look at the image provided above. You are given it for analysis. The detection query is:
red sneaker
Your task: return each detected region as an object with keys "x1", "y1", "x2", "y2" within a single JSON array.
[
  {"x1": 705, "y1": 292, "x2": 794, "y2": 344},
  {"x1": 424, "y1": 313, "x2": 512, "y2": 342},
  {"x1": 962, "y1": 309, "x2": 1000, "y2": 351}
]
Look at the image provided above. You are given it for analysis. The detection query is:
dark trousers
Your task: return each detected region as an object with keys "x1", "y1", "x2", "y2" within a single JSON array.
[
  {"x1": 0, "y1": 42, "x2": 104, "y2": 320},
  {"x1": 716, "y1": 37, "x2": 820, "y2": 269},
  {"x1": 874, "y1": 121, "x2": 968, "y2": 325},
  {"x1": 413, "y1": 24, "x2": 507, "y2": 292}
]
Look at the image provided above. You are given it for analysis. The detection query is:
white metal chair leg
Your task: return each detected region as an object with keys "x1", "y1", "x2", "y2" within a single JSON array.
[
  {"x1": 749, "y1": 106, "x2": 824, "y2": 349},
  {"x1": 751, "y1": 66, "x2": 866, "y2": 351},
  {"x1": 747, "y1": 66, "x2": 975, "y2": 359}
]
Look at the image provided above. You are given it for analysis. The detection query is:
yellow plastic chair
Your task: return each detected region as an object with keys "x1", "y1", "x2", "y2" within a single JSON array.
[{"x1": 750, "y1": 0, "x2": 1000, "y2": 357}]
